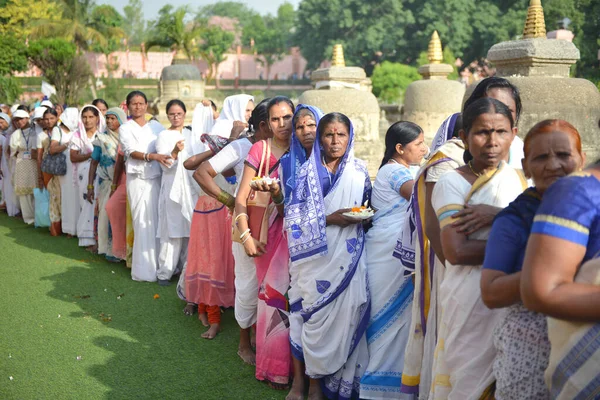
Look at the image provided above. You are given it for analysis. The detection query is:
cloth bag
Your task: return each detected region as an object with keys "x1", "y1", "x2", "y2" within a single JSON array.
[
  {"x1": 233, "y1": 139, "x2": 272, "y2": 245},
  {"x1": 41, "y1": 131, "x2": 67, "y2": 175},
  {"x1": 33, "y1": 188, "x2": 51, "y2": 227}
]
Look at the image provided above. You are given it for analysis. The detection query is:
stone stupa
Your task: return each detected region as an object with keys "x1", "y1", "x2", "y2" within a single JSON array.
[
  {"x1": 402, "y1": 31, "x2": 465, "y2": 145},
  {"x1": 298, "y1": 44, "x2": 382, "y2": 177},
  {"x1": 485, "y1": 0, "x2": 600, "y2": 162}
]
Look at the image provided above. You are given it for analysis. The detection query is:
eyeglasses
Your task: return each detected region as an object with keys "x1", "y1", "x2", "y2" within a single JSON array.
[{"x1": 168, "y1": 113, "x2": 184, "y2": 119}]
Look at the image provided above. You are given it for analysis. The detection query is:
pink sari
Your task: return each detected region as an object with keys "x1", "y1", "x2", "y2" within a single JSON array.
[
  {"x1": 105, "y1": 170, "x2": 127, "y2": 260},
  {"x1": 246, "y1": 140, "x2": 291, "y2": 385}
]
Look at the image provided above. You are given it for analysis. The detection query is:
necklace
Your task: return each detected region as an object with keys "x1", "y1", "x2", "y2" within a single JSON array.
[
  {"x1": 468, "y1": 160, "x2": 482, "y2": 177},
  {"x1": 272, "y1": 138, "x2": 289, "y2": 151}
]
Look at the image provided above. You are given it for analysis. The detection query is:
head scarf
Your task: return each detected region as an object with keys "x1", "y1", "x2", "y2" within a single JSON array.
[
  {"x1": 430, "y1": 113, "x2": 460, "y2": 153},
  {"x1": 106, "y1": 107, "x2": 127, "y2": 127},
  {"x1": 281, "y1": 104, "x2": 324, "y2": 204},
  {"x1": 71, "y1": 105, "x2": 106, "y2": 186},
  {"x1": 32, "y1": 107, "x2": 46, "y2": 121},
  {"x1": 190, "y1": 104, "x2": 216, "y2": 155},
  {"x1": 210, "y1": 94, "x2": 253, "y2": 138},
  {"x1": 0, "y1": 112, "x2": 11, "y2": 126},
  {"x1": 40, "y1": 100, "x2": 53, "y2": 108},
  {"x1": 286, "y1": 113, "x2": 356, "y2": 264},
  {"x1": 10, "y1": 104, "x2": 19, "y2": 115},
  {"x1": 59, "y1": 107, "x2": 79, "y2": 132}
]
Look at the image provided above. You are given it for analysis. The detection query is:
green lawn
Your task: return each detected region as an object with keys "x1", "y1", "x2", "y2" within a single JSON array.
[{"x1": 0, "y1": 213, "x2": 285, "y2": 400}]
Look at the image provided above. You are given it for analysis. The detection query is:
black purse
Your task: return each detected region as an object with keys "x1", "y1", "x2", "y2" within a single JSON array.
[{"x1": 41, "y1": 131, "x2": 67, "y2": 176}]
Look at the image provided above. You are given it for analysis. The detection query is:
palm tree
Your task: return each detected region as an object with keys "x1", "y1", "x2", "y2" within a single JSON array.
[{"x1": 145, "y1": 5, "x2": 202, "y2": 61}]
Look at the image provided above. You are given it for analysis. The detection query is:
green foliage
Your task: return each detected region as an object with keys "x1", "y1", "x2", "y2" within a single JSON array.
[
  {"x1": 197, "y1": 1, "x2": 258, "y2": 29},
  {"x1": 0, "y1": 0, "x2": 63, "y2": 39},
  {"x1": 0, "y1": 35, "x2": 28, "y2": 75},
  {"x1": 27, "y1": 38, "x2": 92, "y2": 105},
  {"x1": 146, "y1": 5, "x2": 201, "y2": 59},
  {"x1": 0, "y1": 76, "x2": 22, "y2": 104},
  {"x1": 198, "y1": 26, "x2": 235, "y2": 84},
  {"x1": 123, "y1": 0, "x2": 147, "y2": 46},
  {"x1": 371, "y1": 61, "x2": 421, "y2": 103}
]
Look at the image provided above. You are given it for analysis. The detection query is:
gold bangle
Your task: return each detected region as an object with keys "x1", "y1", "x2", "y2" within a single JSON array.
[
  {"x1": 87, "y1": 184, "x2": 94, "y2": 190},
  {"x1": 217, "y1": 190, "x2": 234, "y2": 207}
]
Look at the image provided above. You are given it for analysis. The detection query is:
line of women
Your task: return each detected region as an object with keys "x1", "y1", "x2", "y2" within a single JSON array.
[{"x1": 1, "y1": 78, "x2": 599, "y2": 400}]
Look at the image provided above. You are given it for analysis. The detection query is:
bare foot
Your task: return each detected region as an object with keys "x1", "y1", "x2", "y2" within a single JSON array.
[
  {"x1": 251, "y1": 325, "x2": 256, "y2": 348},
  {"x1": 237, "y1": 346, "x2": 256, "y2": 366},
  {"x1": 183, "y1": 303, "x2": 196, "y2": 316},
  {"x1": 307, "y1": 379, "x2": 324, "y2": 400},
  {"x1": 86, "y1": 245, "x2": 97, "y2": 254},
  {"x1": 285, "y1": 380, "x2": 304, "y2": 400},
  {"x1": 201, "y1": 323, "x2": 220, "y2": 340},
  {"x1": 198, "y1": 312, "x2": 209, "y2": 327},
  {"x1": 268, "y1": 381, "x2": 290, "y2": 391}
]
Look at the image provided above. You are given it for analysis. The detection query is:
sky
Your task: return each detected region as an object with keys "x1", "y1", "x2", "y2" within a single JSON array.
[{"x1": 97, "y1": 0, "x2": 301, "y2": 20}]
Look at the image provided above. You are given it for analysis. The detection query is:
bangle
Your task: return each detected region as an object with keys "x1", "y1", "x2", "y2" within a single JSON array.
[
  {"x1": 272, "y1": 191, "x2": 284, "y2": 205},
  {"x1": 87, "y1": 184, "x2": 94, "y2": 190},
  {"x1": 241, "y1": 234, "x2": 251, "y2": 244},
  {"x1": 143, "y1": 153, "x2": 149, "y2": 162},
  {"x1": 217, "y1": 190, "x2": 234, "y2": 207},
  {"x1": 234, "y1": 213, "x2": 248, "y2": 224},
  {"x1": 111, "y1": 184, "x2": 117, "y2": 190},
  {"x1": 239, "y1": 229, "x2": 251, "y2": 241}
]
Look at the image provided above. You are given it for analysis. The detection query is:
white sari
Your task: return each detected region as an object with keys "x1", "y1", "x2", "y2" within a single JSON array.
[
  {"x1": 1, "y1": 129, "x2": 20, "y2": 216},
  {"x1": 59, "y1": 108, "x2": 81, "y2": 236},
  {"x1": 429, "y1": 163, "x2": 526, "y2": 400},
  {"x1": 285, "y1": 123, "x2": 371, "y2": 399}
]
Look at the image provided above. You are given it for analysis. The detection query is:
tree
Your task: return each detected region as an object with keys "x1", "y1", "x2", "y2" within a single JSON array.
[
  {"x1": 123, "y1": 0, "x2": 147, "y2": 46},
  {"x1": 198, "y1": 26, "x2": 235, "y2": 86},
  {"x1": 371, "y1": 61, "x2": 421, "y2": 103},
  {"x1": 0, "y1": 34, "x2": 28, "y2": 103},
  {"x1": 27, "y1": 38, "x2": 92, "y2": 105},
  {"x1": 0, "y1": 0, "x2": 62, "y2": 38},
  {"x1": 90, "y1": 5, "x2": 124, "y2": 77},
  {"x1": 197, "y1": 2, "x2": 258, "y2": 29},
  {"x1": 146, "y1": 5, "x2": 202, "y2": 60}
]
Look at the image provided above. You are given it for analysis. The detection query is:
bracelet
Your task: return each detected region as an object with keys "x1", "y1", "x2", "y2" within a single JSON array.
[
  {"x1": 217, "y1": 190, "x2": 234, "y2": 207},
  {"x1": 272, "y1": 191, "x2": 284, "y2": 205},
  {"x1": 239, "y1": 229, "x2": 251, "y2": 241},
  {"x1": 111, "y1": 184, "x2": 117, "y2": 190},
  {"x1": 234, "y1": 213, "x2": 248, "y2": 224},
  {"x1": 87, "y1": 184, "x2": 94, "y2": 190},
  {"x1": 241, "y1": 234, "x2": 251, "y2": 244}
]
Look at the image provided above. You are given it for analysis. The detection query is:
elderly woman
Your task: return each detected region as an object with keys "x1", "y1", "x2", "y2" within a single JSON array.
[
  {"x1": 71, "y1": 105, "x2": 106, "y2": 250},
  {"x1": 0, "y1": 112, "x2": 20, "y2": 217},
  {"x1": 119, "y1": 91, "x2": 168, "y2": 282},
  {"x1": 480, "y1": 120, "x2": 585, "y2": 399},
  {"x1": 9, "y1": 109, "x2": 38, "y2": 225},
  {"x1": 281, "y1": 112, "x2": 371, "y2": 399},
  {"x1": 54, "y1": 108, "x2": 79, "y2": 236},
  {"x1": 87, "y1": 107, "x2": 125, "y2": 260},
  {"x1": 521, "y1": 156, "x2": 600, "y2": 395},
  {"x1": 234, "y1": 96, "x2": 293, "y2": 388},
  {"x1": 429, "y1": 98, "x2": 528, "y2": 399}
]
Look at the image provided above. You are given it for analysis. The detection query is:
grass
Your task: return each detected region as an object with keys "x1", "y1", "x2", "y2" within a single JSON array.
[{"x1": 0, "y1": 213, "x2": 285, "y2": 400}]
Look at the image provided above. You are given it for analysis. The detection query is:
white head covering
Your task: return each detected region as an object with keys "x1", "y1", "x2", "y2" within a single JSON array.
[
  {"x1": 191, "y1": 104, "x2": 216, "y2": 154},
  {"x1": 40, "y1": 100, "x2": 53, "y2": 108},
  {"x1": 70, "y1": 105, "x2": 106, "y2": 186},
  {"x1": 59, "y1": 107, "x2": 79, "y2": 132},
  {"x1": 0, "y1": 112, "x2": 10, "y2": 126},
  {"x1": 77, "y1": 105, "x2": 106, "y2": 137},
  {"x1": 32, "y1": 107, "x2": 46, "y2": 121},
  {"x1": 10, "y1": 104, "x2": 19, "y2": 114},
  {"x1": 12, "y1": 110, "x2": 29, "y2": 119},
  {"x1": 209, "y1": 94, "x2": 253, "y2": 138}
]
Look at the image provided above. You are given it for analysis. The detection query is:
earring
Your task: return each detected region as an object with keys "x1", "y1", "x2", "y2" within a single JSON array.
[
  {"x1": 400, "y1": 151, "x2": 404, "y2": 155},
  {"x1": 464, "y1": 144, "x2": 469, "y2": 150}
]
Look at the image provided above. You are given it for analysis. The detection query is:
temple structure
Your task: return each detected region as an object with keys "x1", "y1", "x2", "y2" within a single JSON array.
[
  {"x1": 402, "y1": 31, "x2": 465, "y2": 145},
  {"x1": 298, "y1": 44, "x2": 382, "y2": 177},
  {"x1": 486, "y1": 0, "x2": 600, "y2": 163}
]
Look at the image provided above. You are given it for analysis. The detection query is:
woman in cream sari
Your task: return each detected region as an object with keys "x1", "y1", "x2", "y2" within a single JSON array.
[
  {"x1": 284, "y1": 112, "x2": 371, "y2": 400},
  {"x1": 10, "y1": 109, "x2": 38, "y2": 225},
  {"x1": 87, "y1": 107, "x2": 125, "y2": 259},
  {"x1": 429, "y1": 98, "x2": 527, "y2": 399},
  {"x1": 57, "y1": 108, "x2": 80, "y2": 236}
]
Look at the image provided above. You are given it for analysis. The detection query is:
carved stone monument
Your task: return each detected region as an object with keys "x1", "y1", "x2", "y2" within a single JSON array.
[
  {"x1": 485, "y1": 0, "x2": 600, "y2": 163},
  {"x1": 299, "y1": 44, "x2": 382, "y2": 177},
  {"x1": 402, "y1": 31, "x2": 466, "y2": 145}
]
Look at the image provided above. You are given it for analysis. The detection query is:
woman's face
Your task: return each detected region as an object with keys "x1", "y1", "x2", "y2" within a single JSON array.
[
  {"x1": 0, "y1": 119, "x2": 8, "y2": 131},
  {"x1": 106, "y1": 114, "x2": 121, "y2": 132},
  {"x1": 400, "y1": 131, "x2": 428, "y2": 165},
  {"x1": 94, "y1": 102, "x2": 108, "y2": 115},
  {"x1": 82, "y1": 110, "x2": 99, "y2": 131},
  {"x1": 43, "y1": 114, "x2": 58, "y2": 130},
  {"x1": 167, "y1": 104, "x2": 186, "y2": 129},
  {"x1": 128, "y1": 96, "x2": 147, "y2": 119},
  {"x1": 320, "y1": 121, "x2": 349, "y2": 162},
  {"x1": 295, "y1": 113, "x2": 317, "y2": 151},
  {"x1": 55, "y1": 104, "x2": 64, "y2": 116},
  {"x1": 523, "y1": 130, "x2": 584, "y2": 194},
  {"x1": 269, "y1": 102, "x2": 293, "y2": 142},
  {"x1": 14, "y1": 118, "x2": 28, "y2": 130},
  {"x1": 245, "y1": 100, "x2": 255, "y2": 122},
  {"x1": 486, "y1": 88, "x2": 517, "y2": 127},
  {"x1": 460, "y1": 112, "x2": 516, "y2": 169}
]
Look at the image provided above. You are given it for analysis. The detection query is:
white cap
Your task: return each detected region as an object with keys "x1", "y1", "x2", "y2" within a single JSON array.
[
  {"x1": 32, "y1": 107, "x2": 46, "y2": 120},
  {"x1": 12, "y1": 109, "x2": 29, "y2": 119},
  {"x1": 10, "y1": 104, "x2": 19, "y2": 114},
  {"x1": 40, "y1": 100, "x2": 53, "y2": 108}
]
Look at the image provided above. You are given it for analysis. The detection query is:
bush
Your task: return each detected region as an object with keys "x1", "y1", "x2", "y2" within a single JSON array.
[
  {"x1": 0, "y1": 76, "x2": 22, "y2": 104},
  {"x1": 371, "y1": 61, "x2": 421, "y2": 104}
]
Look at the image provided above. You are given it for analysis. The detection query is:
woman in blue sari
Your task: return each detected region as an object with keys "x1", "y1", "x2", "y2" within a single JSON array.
[
  {"x1": 480, "y1": 120, "x2": 584, "y2": 399},
  {"x1": 284, "y1": 112, "x2": 371, "y2": 400}
]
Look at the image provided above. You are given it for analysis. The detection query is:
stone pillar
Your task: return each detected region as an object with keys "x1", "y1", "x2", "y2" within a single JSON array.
[
  {"x1": 486, "y1": 0, "x2": 600, "y2": 164},
  {"x1": 402, "y1": 31, "x2": 466, "y2": 146},
  {"x1": 298, "y1": 44, "x2": 382, "y2": 177}
]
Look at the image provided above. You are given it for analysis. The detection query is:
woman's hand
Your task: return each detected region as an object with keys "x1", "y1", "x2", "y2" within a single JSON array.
[
  {"x1": 86, "y1": 187, "x2": 94, "y2": 204},
  {"x1": 253, "y1": 180, "x2": 280, "y2": 194},
  {"x1": 229, "y1": 121, "x2": 247, "y2": 141},
  {"x1": 451, "y1": 204, "x2": 501, "y2": 236},
  {"x1": 243, "y1": 237, "x2": 266, "y2": 257},
  {"x1": 150, "y1": 153, "x2": 173, "y2": 168},
  {"x1": 326, "y1": 208, "x2": 356, "y2": 228},
  {"x1": 37, "y1": 176, "x2": 45, "y2": 190},
  {"x1": 172, "y1": 140, "x2": 185, "y2": 154}
]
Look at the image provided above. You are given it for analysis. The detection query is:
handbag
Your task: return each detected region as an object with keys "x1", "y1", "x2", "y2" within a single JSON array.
[
  {"x1": 41, "y1": 131, "x2": 67, "y2": 176},
  {"x1": 233, "y1": 139, "x2": 273, "y2": 245}
]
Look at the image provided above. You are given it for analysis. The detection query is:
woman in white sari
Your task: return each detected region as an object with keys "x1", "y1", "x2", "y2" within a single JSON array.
[
  {"x1": 284, "y1": 112, "x2": 371, "y2": 400},
  {"x1": 55, "y1": 108, "x2": 79, "y2": 236},
  {"x1": 119, "y1": 91, "x2": 167, "y2": 282},
  {"x1": 71, "y1": 105, "x2": 106, "y2": 250},
  {"x1": 87, "y1": 107, "x2": 125, "y2": 259},
  {"x1": 360, "y1": 122, "x2": 427, "y2": 399},
  {"x1": 155, "y1": 99, "x2": 192, "y2": 285},
  {"x1": 0, "y1": 112, "x2": 19, "y2": 217},
  {"x1": 429, "y1": 98, "x2": 527, "y2": 399}
]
